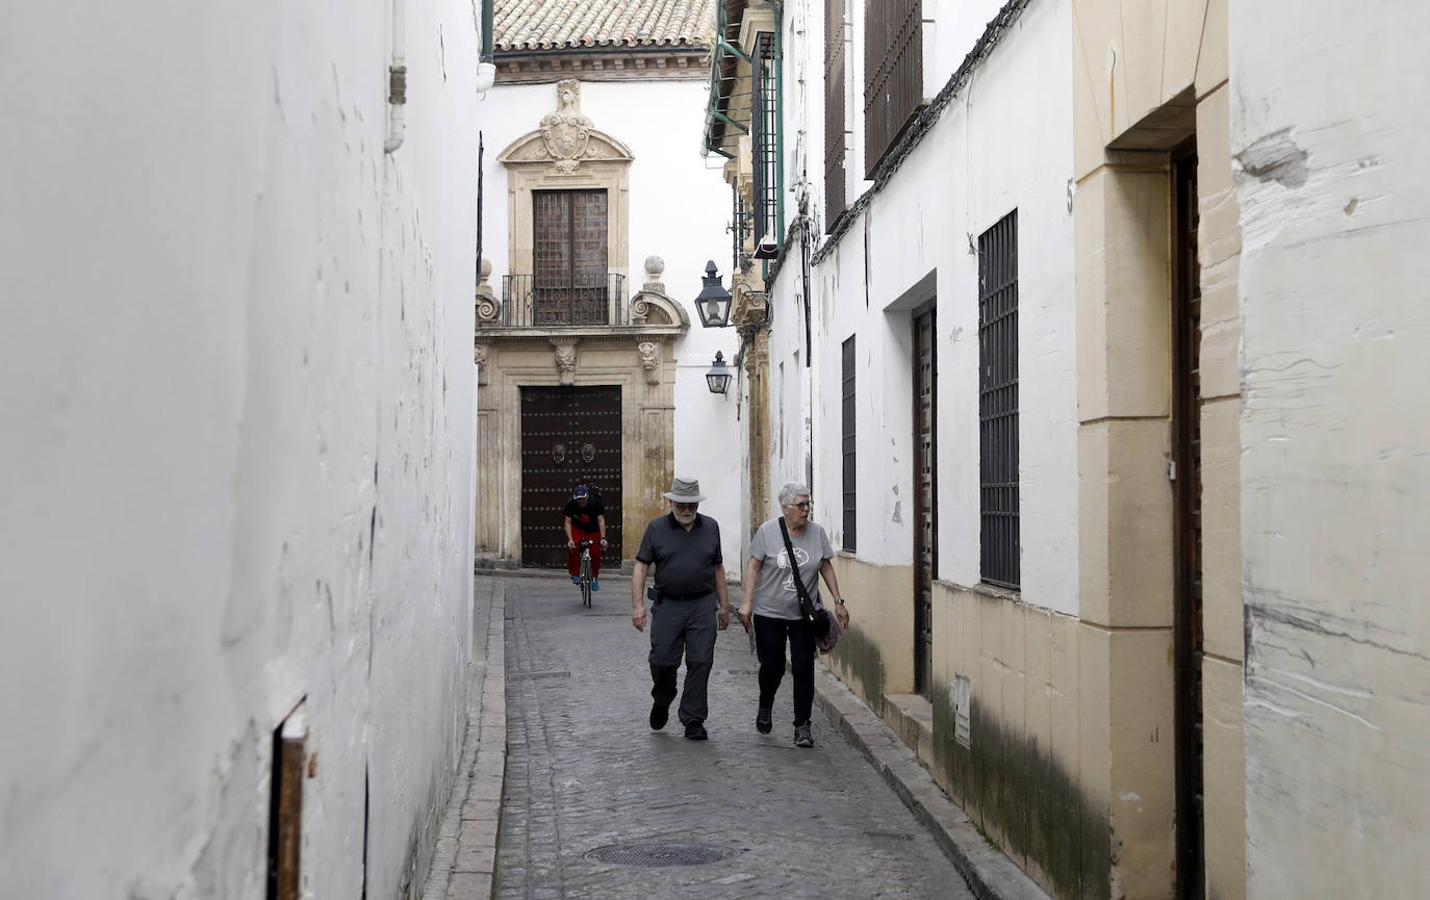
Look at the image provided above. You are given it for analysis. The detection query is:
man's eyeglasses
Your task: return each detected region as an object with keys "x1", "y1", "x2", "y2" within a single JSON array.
[
  {"x1": 789, "y1": 501, "x2": 811, "y2": 510},
  {"x1": 672, "y1": 502, "x2": 699, "y2": 511}
]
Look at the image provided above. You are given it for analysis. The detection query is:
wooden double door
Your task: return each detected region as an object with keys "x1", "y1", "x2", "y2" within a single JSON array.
[{"x1": 519, "y1": 386, "x2": 623, "y2": 567}]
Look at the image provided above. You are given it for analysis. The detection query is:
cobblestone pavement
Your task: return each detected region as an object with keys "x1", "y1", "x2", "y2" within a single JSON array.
[{"x1": 496, "y1": 575, "x2": 973, "y2": 900}]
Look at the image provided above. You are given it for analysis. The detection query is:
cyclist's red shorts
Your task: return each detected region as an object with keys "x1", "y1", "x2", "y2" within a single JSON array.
[{"x1": 567, "y1": 528, "x2": 602, "y2": 579}]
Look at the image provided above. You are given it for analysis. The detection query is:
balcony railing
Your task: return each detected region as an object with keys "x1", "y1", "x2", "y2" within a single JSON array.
[{"x1": 497, "y1": 273, "x2": 629, "y2": 327}]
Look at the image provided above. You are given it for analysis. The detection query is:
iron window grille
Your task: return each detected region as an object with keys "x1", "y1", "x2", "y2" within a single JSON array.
[
  {"x1": 863, "y1": 0, "x2": 923, "y2": 178},
  {"x1": 824, "y1": 0, "x2": 848, "y2": 230},
  {"x1": 842, "y1": 335, "x2": 857, "y2": 551},
  {"x1": 731, "y1": 187, "x2": 752, "y2": 274},
  {"x1": 500, "y1": 273, "x2": 628, "y2": 327},
  {"x1": 978, "y1": 211, "x2": 1019, "y2": 589},
  {"x1": 751, "y1": 33, "x2": 780, "y2": 252}
]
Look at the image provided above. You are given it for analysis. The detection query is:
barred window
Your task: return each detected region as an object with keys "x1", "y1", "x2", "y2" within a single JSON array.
[
  {"x1": 532, "y1": 189, "x2": 611, "y2": 326},
  {"x1": 752, "y1": 33, "x2": 780, "y2": 252},
  {"x1": 842, "y1": 335, "x2": 857, "y2": 551},
  {"x1": 731, "y1": 187, "x2": 751, "y2": 274},
  {"x1": 824, "y1": 0, "x2": 847, "y2": 230},
  {"x1": 863, "y1": 0, "x2": 922, "y2": 177},
  {"x1": 978, "y1": 211, "x2": 1019, "y2": 588}
]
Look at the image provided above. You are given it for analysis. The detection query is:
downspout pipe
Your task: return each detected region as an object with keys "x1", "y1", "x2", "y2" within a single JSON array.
[
  {"x1": 482, "y1": 0, "x2": 493, "y2": 60},
  {"x1": 384, "y1": 0, "x2": 407, "y2": 153},
  {"x1": 476, "y1": 0, "x2": 497, "y2": 93}
]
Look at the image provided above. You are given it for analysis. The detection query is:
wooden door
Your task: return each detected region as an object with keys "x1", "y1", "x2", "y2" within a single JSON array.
[
  {"x1": 520, "y1": 386, "x2": 623, "y2": 567},
  {"x1": 1172, "y1": 145, "x2": 1206, "y2": 900},
  {"x1": 913, "y1": 307, "x2": 937, "y2": 696}
]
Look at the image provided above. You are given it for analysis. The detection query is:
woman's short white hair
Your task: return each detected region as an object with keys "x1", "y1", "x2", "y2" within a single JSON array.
[{"x1": 778, "y1": 482, "x2": 810, "y2": 508}]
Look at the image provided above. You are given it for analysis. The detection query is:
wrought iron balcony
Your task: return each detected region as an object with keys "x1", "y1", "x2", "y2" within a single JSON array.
[{"x1": 494, "y1": 273, "x2": 629, "y2": 327}]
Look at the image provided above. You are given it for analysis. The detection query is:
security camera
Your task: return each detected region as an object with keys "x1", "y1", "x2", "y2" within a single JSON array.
[{"x1": 754, "y1": 232, "x2": 779, "y2": 259}]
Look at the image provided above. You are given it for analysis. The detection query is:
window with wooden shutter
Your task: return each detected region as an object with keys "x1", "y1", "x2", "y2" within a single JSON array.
[
  {"x1": 824, "y1": 0, "x2": 847, "y2": 230},
  {"x1": 863, "y1": 0, "x2": 923, "y2": 178},
  {"x1": 532, "y1": 189, "x2": 609, "y2": 325}
]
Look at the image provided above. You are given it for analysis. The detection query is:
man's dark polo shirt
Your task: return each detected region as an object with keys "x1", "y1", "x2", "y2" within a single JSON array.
[{"x1": 636, "y1": 513, "x2": 723, "y2": 599}]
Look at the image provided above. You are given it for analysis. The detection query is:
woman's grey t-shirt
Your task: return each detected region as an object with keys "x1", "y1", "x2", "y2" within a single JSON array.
[{"x1": 748, "y1": 517, "x2": 835, "y2": 620}]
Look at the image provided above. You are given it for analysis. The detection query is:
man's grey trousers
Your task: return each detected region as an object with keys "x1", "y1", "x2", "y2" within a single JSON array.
[{"x1": 648, "y1": 595, "x2": 717, "y2": 726}]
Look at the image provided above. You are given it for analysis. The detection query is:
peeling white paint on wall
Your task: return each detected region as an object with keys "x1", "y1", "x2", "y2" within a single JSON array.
[
  {"x1": 1234, "y1": 2, "x2": 1430, "y2": 896},
  {"x1": 0, "y1": 2, "x2": 480, "y2": 897}
]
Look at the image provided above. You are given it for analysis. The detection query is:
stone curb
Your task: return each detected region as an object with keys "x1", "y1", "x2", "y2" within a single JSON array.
[
  {"x1": 813, "y1": 664, "x2": 1050, "y2": 900},
  {"x1": 472, "y1": 566, "x2": 631, "y2": 584},
  {"x1": 422, "y1": 580, "x2": 508, "y2": 900}
]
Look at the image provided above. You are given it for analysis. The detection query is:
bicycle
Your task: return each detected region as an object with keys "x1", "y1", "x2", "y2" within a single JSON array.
[{"x1": 577, "y1": 539, "x2": 596, "y2": 608}]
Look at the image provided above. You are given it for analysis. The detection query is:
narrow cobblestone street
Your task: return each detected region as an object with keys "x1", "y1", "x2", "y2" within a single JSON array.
[{"x1": 492, "y1": 574, "x2": 972, "y2": 899}]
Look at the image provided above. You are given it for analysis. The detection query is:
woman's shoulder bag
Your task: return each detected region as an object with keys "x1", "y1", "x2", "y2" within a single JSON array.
[{"x1": 777, "y1": 517, "x2": 843, "y2": 653}]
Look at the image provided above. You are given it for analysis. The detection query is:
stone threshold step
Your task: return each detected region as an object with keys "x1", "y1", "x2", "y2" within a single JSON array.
[{"x1": 882, "y1": 693, "x2": 936, "y2": 769}]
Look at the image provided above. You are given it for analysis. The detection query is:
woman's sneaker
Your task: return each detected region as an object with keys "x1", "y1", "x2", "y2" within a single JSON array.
[
  {"x1": 755, "y1": 707, "x2": 773, "y2": 734},
  {"x1": 571, "y1": 576, "x2": 581, "y2": 585},
  {"x1": 794, "y1": 723, "x2": 814, "y2": 748},
  {"x1": 591, "y1": 579, "x2": 600, "y2": 591}
]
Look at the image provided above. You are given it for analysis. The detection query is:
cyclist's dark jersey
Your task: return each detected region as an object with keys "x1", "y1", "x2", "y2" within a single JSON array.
[{"x1": 563, "y1": 497, "x2": 604, "y2": 533}]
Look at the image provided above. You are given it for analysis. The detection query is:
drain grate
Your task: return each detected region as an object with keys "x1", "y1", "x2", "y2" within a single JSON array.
[{"x1": 585, "y1": 842, "x2": 740, "y2": 867}]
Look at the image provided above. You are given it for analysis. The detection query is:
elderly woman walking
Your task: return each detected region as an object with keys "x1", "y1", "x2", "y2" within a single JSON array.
[{"x1": 737, "y1": 483, "x2": 851, "y2": 747}]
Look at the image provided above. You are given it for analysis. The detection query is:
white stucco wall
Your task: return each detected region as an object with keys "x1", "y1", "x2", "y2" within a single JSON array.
[
  {"x1": 478, "y1": 78, "x2": 741, "y2": 571},
  {"x1": 1233, "y1": 3, "x2": 1430, "y2": 895},
  {"x1": 785, "y1": 0, "x2": 1078, "y2": 614},
  {"x1": 927, "y1": 0, "x2": 1011, "y2": 88},
  {"x1": 0, "y1": 2, "x2": 479, "y2": 898}
]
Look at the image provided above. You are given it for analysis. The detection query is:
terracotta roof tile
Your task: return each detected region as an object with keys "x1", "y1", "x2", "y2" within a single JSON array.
[{"x1": 495, "y1": 0, "x2": 717, "y2": 51}]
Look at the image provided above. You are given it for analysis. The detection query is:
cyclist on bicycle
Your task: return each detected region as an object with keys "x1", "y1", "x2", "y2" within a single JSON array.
[{"x1": 563, "y1": 484, "x2": 607, "y2": 590}]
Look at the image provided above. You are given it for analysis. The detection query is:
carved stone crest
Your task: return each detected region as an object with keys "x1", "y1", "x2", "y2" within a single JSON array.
[
  {"x1": 497, "y1": 83, "x2": 633, "y2": 175},
  {"x1": 540, "y1": 80, "x2": 595, "y2": 175}
]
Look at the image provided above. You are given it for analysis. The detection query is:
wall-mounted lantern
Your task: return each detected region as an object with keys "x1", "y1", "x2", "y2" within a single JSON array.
[
  {"x1": 705, "y1": 351, "x2": 733, "y2": 396},
  {"x1": 694, "y1": 260, "x2": 733, "y2": 328}
]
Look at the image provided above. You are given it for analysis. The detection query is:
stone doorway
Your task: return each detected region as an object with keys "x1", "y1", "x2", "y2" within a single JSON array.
[{"x1": 474, "y1": 257, "x2": 691, "y2": 570}]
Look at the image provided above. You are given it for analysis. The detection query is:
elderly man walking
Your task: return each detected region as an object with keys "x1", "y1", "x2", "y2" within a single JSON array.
[{"x1": 631, "y1": 477, "x2": 731, "y2": 740}]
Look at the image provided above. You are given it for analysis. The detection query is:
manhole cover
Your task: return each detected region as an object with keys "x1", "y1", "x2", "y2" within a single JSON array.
[{"x1": 585, "y1": 842, "x2": 740, "y2": 867}]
